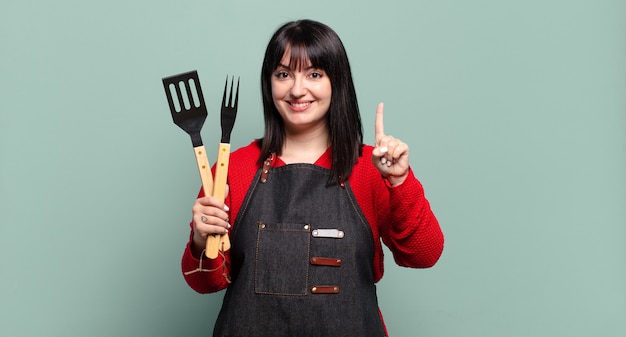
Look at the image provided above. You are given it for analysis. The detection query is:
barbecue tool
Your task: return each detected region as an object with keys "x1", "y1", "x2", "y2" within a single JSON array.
[
  {"x1": 212, "y1": 76, "x2": 239, "y2": 254},
  {"x1": 162, "y1": 70, "x2": 219, "y2": 258}
]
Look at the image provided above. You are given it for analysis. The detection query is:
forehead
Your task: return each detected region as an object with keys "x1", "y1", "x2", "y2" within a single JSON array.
[{"x1": 278, "y1": 45, "x2": 313, "y2": 70}]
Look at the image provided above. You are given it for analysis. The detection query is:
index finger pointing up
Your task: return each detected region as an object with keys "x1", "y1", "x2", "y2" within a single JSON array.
[{"x1": 375, "y1": 102, "x2": 385, "y2": 145}]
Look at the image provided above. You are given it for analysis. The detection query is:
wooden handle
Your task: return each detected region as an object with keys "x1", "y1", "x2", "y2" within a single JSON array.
[
  {"x1": 193, "y1": 145, "x2": 213, "y2": 196},
  {"x1": 212, "y1": 143, "x2": 231, "y2": 252},
  {"x1": 213, "y1": 143, "x2": 230, "y2": 202},
  {"x1": 193, "y1": 145, "x2": 220, "y2": 259}
]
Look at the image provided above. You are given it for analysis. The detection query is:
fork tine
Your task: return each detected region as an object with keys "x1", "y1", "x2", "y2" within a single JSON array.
[
  {"x1": 233, "y1": 77, "x2": 240, "y2": 110},
  {"x1": 221, "y1": 76, "x2": 228, "y2": 108},
  {"x1": 228, "y1": 75, "x2": 234, "y2": 107},
  {"x1": 221, "y1": 75, "x2": 240, "y2": 109}
]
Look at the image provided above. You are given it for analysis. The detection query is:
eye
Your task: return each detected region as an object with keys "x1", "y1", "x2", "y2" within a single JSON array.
[
  {"x1": 309, "y1": 71, "x2": 324, "y2": 79},
  {"x1": 274, "y1": 71, "x2": 290, "y2": 79}
]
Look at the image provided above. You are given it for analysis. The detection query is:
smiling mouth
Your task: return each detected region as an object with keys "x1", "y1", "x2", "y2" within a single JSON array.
[{"x1": 288, "y1": 101, "x2": 313, "y2": 108}]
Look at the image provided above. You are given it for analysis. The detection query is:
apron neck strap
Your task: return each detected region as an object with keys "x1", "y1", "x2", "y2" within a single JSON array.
[{"x1": 260, "y1": 153, "x2": 276, "y2": 183}]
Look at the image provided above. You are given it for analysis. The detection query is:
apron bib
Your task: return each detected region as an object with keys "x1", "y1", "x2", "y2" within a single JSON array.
[{"x1": 213, "y1": 162, "x2": 385, "y2": 337}]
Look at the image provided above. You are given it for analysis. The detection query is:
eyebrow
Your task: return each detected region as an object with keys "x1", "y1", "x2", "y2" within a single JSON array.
[{"x1": 277, "y1": 63, "x2": 318, "y2": 71}]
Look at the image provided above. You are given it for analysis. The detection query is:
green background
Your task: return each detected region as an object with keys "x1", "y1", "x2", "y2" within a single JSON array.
[{"x1": 1, "y1": 0, "x2": 625, "y2": 336}]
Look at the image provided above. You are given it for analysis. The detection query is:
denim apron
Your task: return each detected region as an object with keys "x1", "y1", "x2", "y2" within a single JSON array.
[{"x1": 213, "y1": 160, "x2": 386, "y2": 337}]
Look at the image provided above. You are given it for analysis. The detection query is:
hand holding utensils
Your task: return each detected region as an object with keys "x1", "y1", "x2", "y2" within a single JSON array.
[{"x1": 162, "y1": 70, "x2": 239, "y2": 259}]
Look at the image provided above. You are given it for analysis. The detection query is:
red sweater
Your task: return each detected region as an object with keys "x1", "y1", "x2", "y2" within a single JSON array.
[{"x1": 181, "y1": 140, "x2": 444, "y2": 294}]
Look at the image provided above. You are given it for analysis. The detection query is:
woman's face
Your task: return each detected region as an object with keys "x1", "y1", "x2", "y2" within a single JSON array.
[{"x1": 271, "y1": 51, "x2": 332, "y2": 134}]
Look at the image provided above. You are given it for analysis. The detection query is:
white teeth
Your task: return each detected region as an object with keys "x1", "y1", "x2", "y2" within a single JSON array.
[{"x1": 290, "y1": 102, "x2": 311, "y2": 107}]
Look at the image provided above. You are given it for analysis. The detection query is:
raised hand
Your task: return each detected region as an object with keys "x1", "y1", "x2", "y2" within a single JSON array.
[{"x1": 371, "y1": 103, "x2": 410, "y2": 186}]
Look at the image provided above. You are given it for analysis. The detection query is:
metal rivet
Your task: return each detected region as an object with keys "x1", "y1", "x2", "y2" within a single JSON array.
[
  {"x1": 312, "y1": 287, "x2": 317, "y2": 292},
  {"x1": 304, "y1": 224, "x2": 309, "y2": 230}
]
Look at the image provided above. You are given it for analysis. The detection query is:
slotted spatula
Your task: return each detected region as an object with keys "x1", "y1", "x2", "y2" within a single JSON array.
[{"x1": 162, "y1": 70, "x2": 219, "y2": 258}]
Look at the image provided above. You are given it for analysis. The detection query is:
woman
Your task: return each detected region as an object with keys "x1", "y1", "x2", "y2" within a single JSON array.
[{"x1": 181, "y1": 19, "x2": 444, "y2": 336}]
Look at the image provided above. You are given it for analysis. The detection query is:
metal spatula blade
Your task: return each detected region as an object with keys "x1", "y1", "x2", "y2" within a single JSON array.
[{"x1": 162, "y1": 70, "x2": 208, "y2": 147}]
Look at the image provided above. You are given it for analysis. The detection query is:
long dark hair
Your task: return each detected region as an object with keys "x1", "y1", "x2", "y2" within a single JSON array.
[{"x1": 258, "y1": 19, "x2": 363, "y2": 185}]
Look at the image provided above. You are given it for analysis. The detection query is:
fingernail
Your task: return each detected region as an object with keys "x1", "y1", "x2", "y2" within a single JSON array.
[
  {"x1": 380, "y1": 147, "x2": 388, "y2": 154},
  {"x1": 380, "y1": 157, "x2": 387, "y2": 164},
  {"x1": 386, "y1": 161, "x2": 392, "y2": 167},
  {"x1": 224, "y1": 205, "x2": 230, "y2": 211}
]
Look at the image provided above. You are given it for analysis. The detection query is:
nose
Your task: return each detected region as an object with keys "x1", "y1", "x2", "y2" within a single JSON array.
[{"x1": 289, "y1": 75, "x2": 306, "y2": 97}]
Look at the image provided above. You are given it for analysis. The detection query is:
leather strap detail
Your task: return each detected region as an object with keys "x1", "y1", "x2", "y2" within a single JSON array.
[
  {"x1": 310, "y1": 257, "x2": 342, "y2": 267},
  {"x1": 310, "y1": 285, "x2": 340, "y2": 294},
  {"x1": 260, "y1": 153, "x2": 275, "y2": 183}
]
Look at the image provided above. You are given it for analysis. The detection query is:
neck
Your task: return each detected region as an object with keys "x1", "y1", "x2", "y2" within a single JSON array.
[{"x1": 281, "y1": 125, "x2": 329, "y2": 164}]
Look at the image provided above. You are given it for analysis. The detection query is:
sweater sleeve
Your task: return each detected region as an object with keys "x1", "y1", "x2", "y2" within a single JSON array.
[
  {"x1": 181, "y1": 234, "x2": 232, "y2": 294},
  {"x1": 379, "y1": 168, "x2": 444, "y2": 268}
]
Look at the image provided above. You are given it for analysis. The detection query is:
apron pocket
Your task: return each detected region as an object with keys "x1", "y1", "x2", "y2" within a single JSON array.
[{"x1": 254, "y1": 222, "x2": 311, "y2": 296}]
